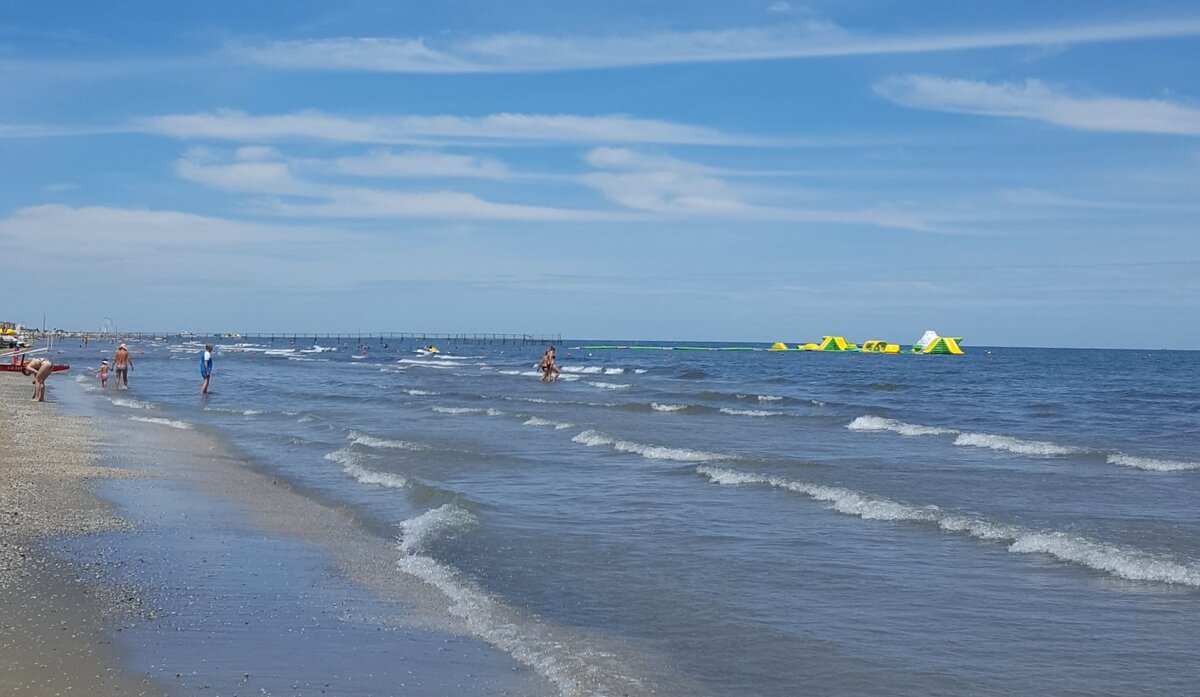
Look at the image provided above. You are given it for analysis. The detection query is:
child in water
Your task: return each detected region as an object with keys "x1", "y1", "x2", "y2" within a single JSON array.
[{"x1": 99, "y1": 360, "x2": 109, "y2": 388}]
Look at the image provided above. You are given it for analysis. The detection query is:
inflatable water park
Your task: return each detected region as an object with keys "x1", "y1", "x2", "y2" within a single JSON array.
[{"x1": 579, "y1": 330, "x2": 965, "y2": 355}]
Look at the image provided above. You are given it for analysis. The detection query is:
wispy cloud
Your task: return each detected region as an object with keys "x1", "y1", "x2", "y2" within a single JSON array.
[
  {"x1": 580, "y1": 147, "x2": 952, "y2": 232},
  {"x1": 875, "y1": 75, "x2": 1200, "y2": 135},
  {"x1": 0, "y1": 204, "x2": 299, "y2": 257},
  {"x1": 174, "y1": 150, "x2": 618, "y2": 222},
  {"x1": 230, "y1": 17, "x2": 1200, "y2": 73},
  {"x1": 137, "y1": 109, "x2": 754, "y2": 145},
  {"x1": 325, "y1": 149, "x2": 513, "y2": 179}
]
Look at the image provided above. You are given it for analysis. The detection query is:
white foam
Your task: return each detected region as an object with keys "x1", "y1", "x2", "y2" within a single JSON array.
[
  {"x1": 758, "y1": 395, "x2": 783, "y2": 402},
  {"x1": 204, "y1": 406, "x2": 263, "y2": 416},
  {"x1": 398, "y1": 358, "x2": 454, "y2": 369},
  {"x1": 587, "y1": 381, "x2": 630, "y2": 390},
  {"x1": 129, "y1": 416, "x2": 191, "y2": 430},
  {"x1": 523, "y1": 417, "x2": 574, "y2": 430},
  {"x1": 1107, "y1": 454, "x2": 1200, "y2": 472},
  {"x1": 348, "y1": 430, "x2": 427, "y2": 451},
  {"x1": 398, "y1": 502, "x2": 477, "y2": 554},
  {"x1": 109, "y1": 397, "x2": 156, "y2": 410},
  {"x1": 613, "y1": 440, "x2": 726, "y2": 462},
  {"x1": 954, "y1": 432, "x2": 1081, "y2": 457},
  {"x1": 325, "y1": 448, "x2": 408, "y2": 489},
  {"x1": 698, "y1": 465, "x2": 1200, "y2": 587},
  {"x1": 561, "y1": 365, "x2": 604, "y2": 374},
  {"x1": 430, "y1": 406, "x2": 503, "y2": 416},
  {"x1": 634, "y1": 369, "x2": 648, "y2": 374},
  {"x1": 394, "y1": 505, "x2": 642, "y2": 697},
  {"x1": 720, "y1": 408, "x2": 779, "y2": 417},
  {"x1": 847, "y1": 415, "x2": 958, "y2": 437},
  {"x1": 571, "y1": 430, "x2": 615, "y2": 447},
  {"x1": 404, "y1": 389, "x2": 440, "y2": 396},
  {"x1": 570, "y1": 429, "x2": 725, "y2": 462},
  {"x1": 603, "y1": 368, "x2": 625, "y2": 375},
  {"x1": 651, "y1": 402, "x2": 687, "y2": 412}
]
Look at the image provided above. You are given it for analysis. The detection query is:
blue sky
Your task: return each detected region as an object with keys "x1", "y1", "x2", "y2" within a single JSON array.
[{"x1": 1, "y1": 1, "x2": 1198, "y2": 347}]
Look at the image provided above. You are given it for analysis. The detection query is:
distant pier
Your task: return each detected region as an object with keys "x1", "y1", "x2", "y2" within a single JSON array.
[{"x1": 48, "y1": 331, "x2": 562, "y2": 346}]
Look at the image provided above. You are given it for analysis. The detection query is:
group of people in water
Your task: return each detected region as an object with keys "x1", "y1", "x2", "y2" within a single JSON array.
[{"x1": 14, "y1": 341, "x2": 214, "y2": 402}]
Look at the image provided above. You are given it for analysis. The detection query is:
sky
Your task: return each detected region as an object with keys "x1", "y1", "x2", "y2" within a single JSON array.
[{"x1": 1, "y1": 1, "x2": 1198, "y2": 347}]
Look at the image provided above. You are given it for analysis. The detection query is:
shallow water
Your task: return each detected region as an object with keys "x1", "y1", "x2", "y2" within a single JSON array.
[{"x1": 56, "y1": 339, "x2": 1200, "y2": 696}]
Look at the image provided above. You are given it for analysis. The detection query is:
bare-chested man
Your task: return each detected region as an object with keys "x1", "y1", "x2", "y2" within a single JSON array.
[
  {"x1": 113, "y1": 343, "x2": 132, "y2": 389},
  {"x1": 22, "y1": 357, "x2": 54, "y2": 402}
]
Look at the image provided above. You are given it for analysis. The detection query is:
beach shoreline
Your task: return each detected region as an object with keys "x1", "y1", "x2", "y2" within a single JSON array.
[
  {"x1": 0, "y1": 373, "x2": 164, "y2": 695},
  {"x1": 3, "y1": 370, "x2": 553, "y2": 697}
]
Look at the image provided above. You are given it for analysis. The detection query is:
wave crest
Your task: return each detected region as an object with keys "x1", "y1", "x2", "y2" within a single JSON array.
[{"x1": 698, "y1": 465, "x2": 1200, "y2": 587}]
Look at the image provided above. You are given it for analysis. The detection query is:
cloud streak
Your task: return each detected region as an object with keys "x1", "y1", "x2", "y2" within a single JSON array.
[
  {"x1": 230, "y1": 17, "x2": 1200, "y2": 73},
  {"x1": 875, "y1": 75, "x2": 1200, "y2": 135},
  {"x1": 138, "y1": 109, "x2": 754, "y2": 146},
  {"x1": 174, "y1": 152, "x2": 620, "y2": 222}
]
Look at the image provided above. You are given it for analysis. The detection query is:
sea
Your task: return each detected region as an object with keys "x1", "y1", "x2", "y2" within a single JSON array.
[{"x1": 50, "y1": 338, "x2": 1200, "y2": 696}]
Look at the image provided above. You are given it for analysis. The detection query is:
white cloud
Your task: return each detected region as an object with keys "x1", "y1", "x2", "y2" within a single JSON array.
[
  {"x1": 582, "y1": 147, "x2": 748, "y2": 214},
  {"x1": 229, "y1": 18, "x2": 1200, "y2": 73},
  {"x1": 175, "y1": 156, "x2": 319, "y2": 196},
  {"x1": 266, "y1": 189, "x2": 614, "y2": 221},
  {"x1": 767, "y1": 2, "x2": 793, "y2": 15},
  {"x1": 327, "y1": 149, "x2": 512, "y2": 179},
  {"x1": 875, "y1": 75, "x2": 1200, "y2": 135},
  {"x1": 137, "y1": 109, "x2": 752, "y2": 145}
]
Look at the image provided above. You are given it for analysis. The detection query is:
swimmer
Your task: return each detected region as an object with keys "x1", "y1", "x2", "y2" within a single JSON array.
[
  {"x1": 22, "y1": 357, "x2": 54, "y2": 402},
  {"x1": 99, "y1": 360, "x2": 109, "y2": 388}
]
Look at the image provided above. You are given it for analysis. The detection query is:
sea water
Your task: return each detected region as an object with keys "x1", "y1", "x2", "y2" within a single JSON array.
[{"x1": 59, "y1": 340, "x2": 1200, "y2": 696}]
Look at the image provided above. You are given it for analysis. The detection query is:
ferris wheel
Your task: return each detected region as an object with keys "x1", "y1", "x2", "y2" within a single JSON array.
[{"x1": 99, "y1": 317, "x2": 114, "y2": 335}]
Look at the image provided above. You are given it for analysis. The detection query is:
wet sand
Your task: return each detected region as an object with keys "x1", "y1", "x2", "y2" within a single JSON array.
[
  {"x1": 3, "y1": 371, "x2": 547, "y2": 696},
  {"x1": 0, "y1": 374, "x2": 164, "y2": 695}
]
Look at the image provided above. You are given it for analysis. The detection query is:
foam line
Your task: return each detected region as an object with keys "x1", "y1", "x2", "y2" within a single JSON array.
[
  {"x1": 698, "y1": 465, "x2": 1200, "y2": 587},
  {"x1": 395, "y1": 505, "x2": 647, "y2": 697},
  {"x1": 1107, "y1": 454, "x2": 1200, "y2": 472},
  {"x1": 325, "y1": 448, "x2": 408, "y2": 489},
  {"x1": 572, "y1": 430, "x2": 726, "y2": 462},
  {"x1": 129, "y1": 416, "x2": 191, "y2": 430},
  {"x1": 348, "y1": 430, "x2": 427, "y2": 451}
]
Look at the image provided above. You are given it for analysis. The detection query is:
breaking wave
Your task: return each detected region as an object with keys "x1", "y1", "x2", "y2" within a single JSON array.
[
  {"x1": 587, "y1": 381, "x2": 630, "y2": 390},
  {"x1": 571, "y1": 430, "x2": 726, "y2": 462},
  {"x1": 348, "y1": 430, "x2": 427, "y2": 451},
  {"x1": 394, "y1": 505, "x2": 651, "y2": 697},
  {"x1": 720, "y1": 408, "x2": 780, "y2": 417},
  {"x1": 698, "y1": 465, "x2": 1200, "y2": 587},
  {"x1": 846, "y1": 415, "x2": 958, "y2": 437},
  {"x1": 523, "y1": 417, "x2": 574, "y2": 430},
  {"x1": 651, "y1": 402, "x2": 688, "y2": 412},
  {"x1": 1107, "y1": 454, "x2": 1200, "y2": 472},
  {"x1": 953, "y1": 432, "x2": 1082, "y2": 457},
  {"x1": 325, "y1": 448, "x2": 408, "y2": 489},
  {"x1": 110, "y1": 397, "x2": 157, "y2": 410},
  {"x1": 129, "y1": 416, "x2": 191, "y2": 430}
]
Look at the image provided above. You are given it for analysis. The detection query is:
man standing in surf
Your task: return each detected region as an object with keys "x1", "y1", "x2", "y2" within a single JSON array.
[
  {"x1": 200, "y1": 344, "x2": 213, "y2": 395},
  {"x1": 113, "y1": 343, "x2": 132, "y2": 389}
]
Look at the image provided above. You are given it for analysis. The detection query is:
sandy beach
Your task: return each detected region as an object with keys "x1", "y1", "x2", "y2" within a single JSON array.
[{"x1": 0, "y1": 374, "x2": 163, "y2": 695}]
